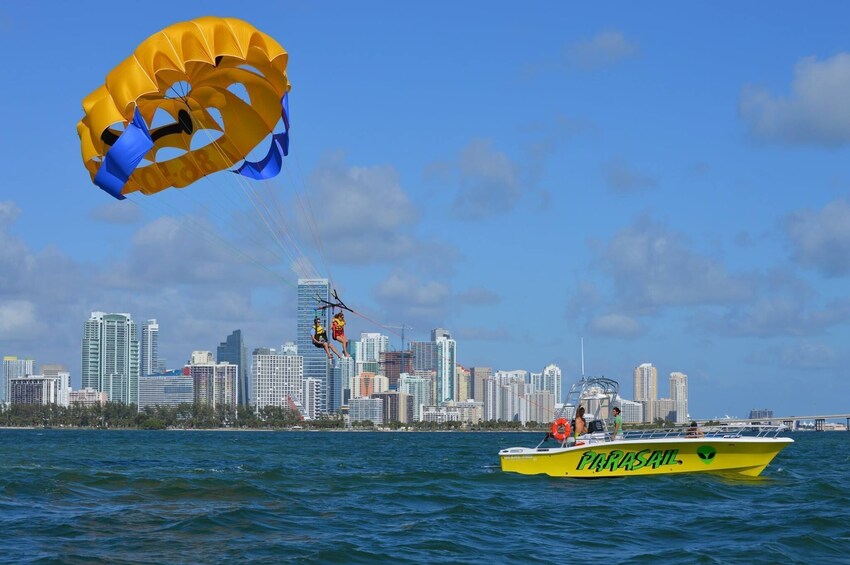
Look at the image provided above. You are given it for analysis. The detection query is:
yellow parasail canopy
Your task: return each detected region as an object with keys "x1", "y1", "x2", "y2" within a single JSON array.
[{"x1": 78, "y1": 16, "x2": 291, "y2": 197}]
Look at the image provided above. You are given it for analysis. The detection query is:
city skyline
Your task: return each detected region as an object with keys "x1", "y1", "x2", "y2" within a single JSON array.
[
  {"x1": 2, "y1": 3, "x2": 850, "y2": 418},
  {"x1": 5, "y1": 307, "x2": 706, "y2": 421}
]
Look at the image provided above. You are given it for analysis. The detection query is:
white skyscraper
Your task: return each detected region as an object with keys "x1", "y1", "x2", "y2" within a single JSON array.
[
  {"x1": 252, "y1": 347, "x2": 304, "y2": 412},
  {"x1": 435, "y1": 333, "x2": 456, "y2": 403},
  {"x1": 41, "y1": 364, "x2": 71, "y2": 407},
  {"x1": 81, "y1": 312, "x2": 140, "y2": 405},
  {"x1": 359, "y1": 333, "x2": 389, "y2": 364},
  {"x1": 2, "y1": 356, "x2": 35, "y2": 404},
  {"x1": 398, "y1": 373, "x2": 433, "y2": 421},
  {"x1": 542, "y1": 364, "x2": 562, "y2": 403},
  {"x1": 633, "y1": 362, "x2": 658, "y2": 422},
  {"x1": 670, "y1": 372, "x2": 689, "y2": 424},
  {"x1": 302, "y1": 377, "x2": 321, "y2": 420},
  {"x1": 141, "y1": 319, "x2": 159, "y2": 377}
]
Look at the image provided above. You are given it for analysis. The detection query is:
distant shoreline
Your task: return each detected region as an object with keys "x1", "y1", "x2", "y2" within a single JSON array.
[{"x1": 0, "y1": 426, "x2": 543, "y2": 433}]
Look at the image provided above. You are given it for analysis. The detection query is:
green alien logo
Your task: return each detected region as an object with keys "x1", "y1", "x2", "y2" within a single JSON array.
[{"x1": 696, "y1": 445, "x2": 717, "y2": 465}]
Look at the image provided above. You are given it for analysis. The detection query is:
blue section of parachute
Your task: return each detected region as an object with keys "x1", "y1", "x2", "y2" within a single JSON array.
[
  {"x1": 233, "y1": 93, "x2": 290, "y2": 180},
  {"x1": 93, "y1": 108, "x2": 154, "y2": 200}
]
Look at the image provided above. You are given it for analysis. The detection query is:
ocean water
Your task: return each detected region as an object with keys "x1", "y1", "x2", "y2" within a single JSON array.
[{"x1": 1, "y1": 429, "x2": 848, "y2": 564}]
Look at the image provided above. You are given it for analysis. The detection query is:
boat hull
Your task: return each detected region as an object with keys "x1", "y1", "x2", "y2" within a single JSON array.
[{"x1": 499, "y1": 437, "x2": 793, "y2": 478}]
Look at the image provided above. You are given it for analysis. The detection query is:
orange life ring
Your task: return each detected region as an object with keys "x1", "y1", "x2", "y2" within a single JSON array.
[{"x1": 550, "y1": 418, "x2": 571, "y2": 442}]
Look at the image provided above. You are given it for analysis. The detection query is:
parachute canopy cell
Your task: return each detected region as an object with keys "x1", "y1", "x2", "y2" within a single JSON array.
[{"x1": 77, "y1": 16, "x2": 291, "y2": 199}]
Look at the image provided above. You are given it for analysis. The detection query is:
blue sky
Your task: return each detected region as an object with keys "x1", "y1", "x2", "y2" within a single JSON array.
[{"x1": 1, "y1": 1, "x2": 849, "y2": 418}]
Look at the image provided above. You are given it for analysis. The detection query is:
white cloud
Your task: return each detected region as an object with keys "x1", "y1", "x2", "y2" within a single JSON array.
[
  {"x1": 740, "y1": 53, "x2": 850, "y2": 146},
  {"x1": 601, "y1": 157, "x2": 658, "y2": 194},
  {"x1": 747, "y1": 340, "x2": 843, "y2": 370},
  {"x1": 89, "y1": 201, "x2": 143, "y2": 224},
  {"x1": 0, "y1": 300, "x2": 41, "y2": 340},
  {"x1": 303, "y1": 154, "x2": 418, "y2": 263},
  {"x1": 449, "y1": 139, "x2": 522, "y2": 220},
  {"x1": 566, "y1": 31, "x2": 639, "y2": 70},
  {"x1": 587, "y1": 313, "x2": 644, "y2": 338},
  {"x1": 456, "y1": 286, "x2": 501, "y2": 306},
  {"x1": 372, "y1": 271, "x2": 451, "y2": 326},
  {"x1": 784, "y1": 197, "x2": 850, "y2": 277},
  {"x1": 704, "y1": 296, "x2": 850, "y2": 338},
  {"x1": 592, "y1": 216, "x2": 752, "y2": 311}
]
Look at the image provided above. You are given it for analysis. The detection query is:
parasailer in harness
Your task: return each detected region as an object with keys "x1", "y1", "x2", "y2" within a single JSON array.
[
  {"x1": 312, "y1": 317, "x2": 341, "y2": 360},
  {"x1": 331, "y1": 311, "x2": 350, "y2": 357}
]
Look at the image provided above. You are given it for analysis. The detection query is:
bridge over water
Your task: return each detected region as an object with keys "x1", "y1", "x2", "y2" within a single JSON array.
[{"x1": 695, "y1": 414, "x2": 850, "y2": 431}]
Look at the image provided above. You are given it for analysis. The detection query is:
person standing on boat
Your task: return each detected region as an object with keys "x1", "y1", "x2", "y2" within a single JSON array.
[
  {"x1": 610, "y1": 406, "x2": 623, "y2": 441},
  {"x1": 574, "y1": 405, "x2": 587, "y2": 440}
]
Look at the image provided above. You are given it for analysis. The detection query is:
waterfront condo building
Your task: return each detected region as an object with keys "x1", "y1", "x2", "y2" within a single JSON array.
[
  {"x1": 252, "y1": 347, "x2": 303, "y2": 412},
  {"x1": 669, "y1": 372, "x2": 689, "y2": 424},
  {"x1": 140, "y1": 319, "x2": 159, "y2": 377},
  {"x1": 348, "y1": 397, "x2": 384, "y2": 426},
  {"x1": 81, "y1": 312, "x2": 140, "y2": 405},
  {"x1": 40, "y1": 364, "x2": 71, "y2": 407},
  {"x1": 435, "y1": 332, "x2": 456, "y2": 403},
  {"x1": 633, "y1": 362, "x2": 658, "y2": 423},
  {"x1": 69, "y1": 388, "x2": 108, "y2": 406},
  {"x1": 398, "y1": 373, "x2": 433, "y2": 421},
  {"x1": 2, "y1": 356, "x2": 35, "y2": 404},
  {"x1": 10, "y1": 376, "x2": 60, "y2": 405},
  {"x1": 217, "y1": 329, "x2": 249, "y2": 407},
  {"x1": 187, "y1": 351, "x2": 238, "y2": 409},
  {"x1": 469, "y1": 367, "x2": 493, "y2": 403},
  {"x1": 138, "y1": 370, "x2": 194, "y2": 411}
]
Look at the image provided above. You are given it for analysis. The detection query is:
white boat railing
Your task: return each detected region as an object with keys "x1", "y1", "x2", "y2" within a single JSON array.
[{"x1": 620, "y1": 424, "x2": 789, "y2": 440}]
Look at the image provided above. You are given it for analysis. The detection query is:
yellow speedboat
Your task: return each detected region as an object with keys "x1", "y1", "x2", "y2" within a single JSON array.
[
  {"x1": 499, "y1": 376, "x2": 793, "y2": 478},
  {"x1": 499, "y1": 426, "x2": 793, "y2": 478}
]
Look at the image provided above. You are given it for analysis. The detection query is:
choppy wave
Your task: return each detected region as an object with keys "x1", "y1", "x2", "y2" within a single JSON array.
[{"x1": 0, "y1": 429, "x2": 848, "y2": 564}]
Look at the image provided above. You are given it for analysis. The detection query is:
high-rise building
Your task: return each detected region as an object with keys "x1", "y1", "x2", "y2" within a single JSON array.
[
  {"x1": 252, "y1": 347, "x2": 303, "y2": 412},
  {"x1": 217, "y1": 330, "x2": 249, "y2": 407},
  {"x1": 348, "y1": 397, "x2": 384, "y2": 425},
  {"x1": 141, "y1": 319, "x2": 159, "y2": 377},
  {"x1": 352, "y1": 372, "x2": 389, "y2": 399},
  {"x1": 298, "y1": 278, "x2": 331, "y2": 413},
  {"x1": 302, "y1": 377, "x2": 321, "y2": 420},
  {"x1": 359, "y1": 333, "x2": 389, "y2": 362},
  {"x1": 69, "y1": 388, "x2": 108, "y2": 406},
  {"x1": 10, "y1": 376, "x2": 60, "y2": 405},
  {"x1": 670, "y1": 372, "x2": 688, "y2": 424},
  {"x1": 749, "y1": 408, "x2": 774, "y2": 420},
  {"x1": 409, "y1": 341, "x2": 437, "y2": 372},
  {"x1": 330, "y1": 356, "x2": 353, "y2": 413},
  {"x1": 82, "y1": 312, "x2": 140, "y2": 405},
  {"x1": 435, "y1": 333, "x2": 456, "y2": 403},
  {"x1": 371, "y1": 391, "x2": 414, "y2": 424},
  {"x1": 379, "y1": 350, "x2": 413, "y2": 389},
  {"x1": 456, "y1": 365, "x2": 471, "y2": 401},
  {"x1": 542, "y1": 364, "x2": 562, "y2": 403},
  {"x1": 614, "y1": 398, "x2": 644, "y2": 423},
  {"x1": 2, "y1": 356, "x2": 35, "y2": 404},
  {"x1": 398, "y1": 373, "x2": 433, "y2": 421},
  {"x1": 633, "y1": 362, "x2": 658, "y2": 422},
  {"x1": 187, "y1": 351, "x2": 238, "y2": 408},
  {"x1": 41, "y1": 364, "x2": 71, "y2": 407},
  {"x1": 470, "y1": 367, "x2": 492, "y2": 403},
  {"x1": 431, "y1": 328, "x2": 451, "y2": 341},
  {"x1": 139, "y1": 370, "x2": 194, "y2": 411}
]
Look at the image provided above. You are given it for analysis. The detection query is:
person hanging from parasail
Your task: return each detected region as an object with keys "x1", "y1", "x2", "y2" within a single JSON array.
[
  {"x1": 313, "y1": 317, "x2": 341, "y2": 361},
  {"x1": 331, "y1": 311, "x2": 350, "y2": 357}
]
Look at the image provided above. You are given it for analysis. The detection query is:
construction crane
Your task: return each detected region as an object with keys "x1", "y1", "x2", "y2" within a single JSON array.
[{"x1": 383, "y1": 323, "x2": 413, "y2": 352}]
